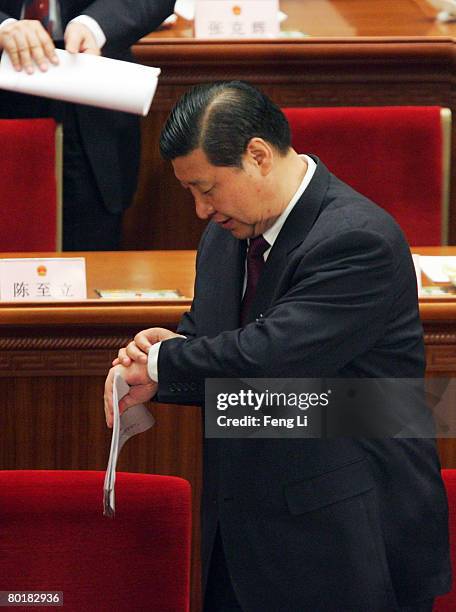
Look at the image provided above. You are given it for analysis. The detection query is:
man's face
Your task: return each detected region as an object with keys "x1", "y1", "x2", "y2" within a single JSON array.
[{"x1": 172, "y1": 146, "x2": 276, "y2": 240}]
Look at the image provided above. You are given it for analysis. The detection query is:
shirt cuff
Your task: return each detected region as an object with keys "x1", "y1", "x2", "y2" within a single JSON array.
[
  {"x1": 0, "y1": 18, "x2": 17, "y2": 30},
  {"x1": 68, "y1": 15, "x2": 106, "y2": 49},
  {"x1": 147, "y1": 342, "x2": 162, "y2": 383}
]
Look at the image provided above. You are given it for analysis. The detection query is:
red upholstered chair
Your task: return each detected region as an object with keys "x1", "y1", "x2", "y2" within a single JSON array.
[
  {"x1": 283, "y1": 107, "x2": 451, "y2": 246},
  {"x1": 0, "y1": 118, "x2": 62, "y2": 251},
  {"x1": 435, "y1": 470, "x2": 456, "y2": 611},
  {"x1": 0, "y1": 471, "x2": 191, "y2": 611}
]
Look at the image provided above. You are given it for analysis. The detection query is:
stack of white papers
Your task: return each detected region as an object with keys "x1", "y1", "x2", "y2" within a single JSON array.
[
  {"x1": 419, "y1": 256, "x2": 456, "y2": 283},
  {"x1": 103, "y1": 374, "x2": 155, "y2": 517},
  {"x1": 0, "y1": 49, "x2": 160, "y2": 116},
  {"x1": 427, "y1": 0, "x2": 456, "y2": 21}
]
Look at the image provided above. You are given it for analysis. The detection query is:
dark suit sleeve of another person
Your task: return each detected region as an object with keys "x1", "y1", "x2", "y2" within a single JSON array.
[
  {"x1": 82, "y1": 0, "x2": 176, "y2": 49},
  {"x1": 0, "y1": 2, "x2": 175, "y2": 39}
]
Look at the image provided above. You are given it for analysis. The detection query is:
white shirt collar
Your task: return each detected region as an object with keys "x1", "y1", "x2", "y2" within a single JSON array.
[{"x1": 261, "y1": 154, "x2": 317, "y2": 259}]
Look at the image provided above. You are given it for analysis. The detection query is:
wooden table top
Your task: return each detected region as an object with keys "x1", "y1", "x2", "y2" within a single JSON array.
[
  {"x1": 0, "y1": 248, "x2": 455, "y2": 326},
  {"x1": 143, "y1": 0, "x2": 456, "y2": 41},
  {"x1": 0, "y1": 251, "x2": 196, "y2": 327}
]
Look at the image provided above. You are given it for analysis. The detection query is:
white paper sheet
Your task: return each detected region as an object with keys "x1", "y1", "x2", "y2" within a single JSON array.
[
  {"x1": 0, "y1": 49, "x2": 160, "y2": 116},
  {"x1": 412, "y1": 254, "x2": 422, "y2": 295},
  {"x1": 419, "y1": 256, "x2": 456, "y2": 283},
  {"x1": 103, "y1": 374, "x2": 155, "y2": 517},
  {"x1": 428, "y1": 0, "x2": 456, "y2": 16}
]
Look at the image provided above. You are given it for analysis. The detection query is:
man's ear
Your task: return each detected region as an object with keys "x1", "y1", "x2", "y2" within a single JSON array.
[{"x1": 245, "y1": 138, "x2": 274, "y2": 175}]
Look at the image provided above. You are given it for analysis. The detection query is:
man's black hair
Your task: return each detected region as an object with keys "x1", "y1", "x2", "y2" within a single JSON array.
[{"x1": 159, "y1": 81, "x2": 291, "y2": 167}]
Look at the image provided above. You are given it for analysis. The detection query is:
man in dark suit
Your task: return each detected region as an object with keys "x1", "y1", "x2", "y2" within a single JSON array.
[
  {"x1": 104, "y1": 82, "x2": 451, "y2": 611},
  {"x1": 0, "y1": 0, "x2": 175, "y2": 250}
]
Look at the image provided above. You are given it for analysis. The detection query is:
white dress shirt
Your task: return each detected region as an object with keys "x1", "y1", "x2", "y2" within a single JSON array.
[
  {"x1": 0, "y1": 1, "x2": 106, "y2": 48},
  {"x1": 261, "y1": 154, "x2": 316, "y2": 259},
  {"x1": 147, "y1": 154, "x2": 317, "y2": 383}
]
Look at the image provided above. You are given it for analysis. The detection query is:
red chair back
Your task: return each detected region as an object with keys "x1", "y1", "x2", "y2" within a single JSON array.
[
  {"x1": 435, "y1": 469, "x2": 455, "y2": 610},
  {"x1": 0, "y1": 471, "x2": 191, "y2": 611},
  {"x1": 0, "y1": 119, "x2": 59, "y2": 251},
  {"x1": 283, "y1": 107, "x2": 447, "y2": 246}
]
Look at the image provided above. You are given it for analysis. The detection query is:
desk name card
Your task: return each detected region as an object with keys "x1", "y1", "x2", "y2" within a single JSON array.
[
  {"x1": 0, "y1": 258, "x2": 87, "y2": 301},
  {"x1": 195, "y1": 0, "x2": 279, "y2": 39}
]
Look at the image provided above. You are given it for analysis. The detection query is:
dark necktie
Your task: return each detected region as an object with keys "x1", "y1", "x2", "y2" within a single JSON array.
[
  {"x1": 24, "y1": 0, "x2": 53, "y2": 34},
  {"x1": 240, "y1": 235, "x2": 270, "y2": 325}
]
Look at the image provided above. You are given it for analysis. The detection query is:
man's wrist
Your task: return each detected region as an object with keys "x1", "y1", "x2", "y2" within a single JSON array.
[
  {"x1": 147, "y1": 342, "x2": 162, "y2": 383},
  {"x1": 68, "y1": 15, "x2": 106, "y2": 49}
]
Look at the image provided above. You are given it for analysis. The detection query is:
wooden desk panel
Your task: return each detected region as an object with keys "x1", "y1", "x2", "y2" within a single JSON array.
[{"x1": 0, "y1": 251, "x2": 195, "y2": 327}]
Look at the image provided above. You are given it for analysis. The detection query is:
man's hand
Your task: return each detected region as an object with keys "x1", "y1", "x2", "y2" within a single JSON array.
[
  {"x1": 104, "y1": 361, "x2": 157, "y2": 428},
  {"x1": 114, "y1": 327, "x2": 184, "y2": 367},
  {"x1": 0, "y1": 20, "x2": 58, "y2": 73},
  {"x1": 64, "y1": 22, "x2": 100, "y2": 55}
]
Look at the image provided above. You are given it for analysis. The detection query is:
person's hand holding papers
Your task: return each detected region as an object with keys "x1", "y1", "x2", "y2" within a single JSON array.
[
  {"x1": 104, "y1": 327, "x2": 183, "y2": 428},
  {"x1": 104, "y1": 361, "x2": 157, "y2": 429},
  {"x1": 115, "y1": 327, "x2": 182, "y2": 367},
  {"x1": 64, "y1": 22, "x2": 100, "y2": 57},
  {"x1": 0, "y1": 19, "x2": 58, "y2": 73},
  {"x1": 0, "y1": 19, "x2": 99, "y2": 74}
]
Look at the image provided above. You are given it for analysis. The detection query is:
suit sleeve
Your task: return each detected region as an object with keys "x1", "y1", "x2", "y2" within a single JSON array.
[
  {"x1": 82, "y1": 0, "x2": 175, "y2": 49},
  {"x1": 177, "y1": 307, "x2": 197, "y2": 338},
  {"x1": 156, "y1": 229, "x2": 398, "y2": 404},
  {"x1": 0, "y1": 12, "x2": 12, "y2": 23}
]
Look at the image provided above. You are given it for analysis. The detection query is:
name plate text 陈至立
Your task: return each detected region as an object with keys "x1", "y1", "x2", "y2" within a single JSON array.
[{"x1": 0, "y1": 258, "x2": 87, "y2": 301}]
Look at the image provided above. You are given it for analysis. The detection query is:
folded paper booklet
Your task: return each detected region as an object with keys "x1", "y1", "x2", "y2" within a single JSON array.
[
  {"x1": 419, "y1": 256, "x2": 456, "y2": 283},
  {"x1": 420, "y1": 285, "x2": 456, "y2": 297},
  {"x1": 103, "y1": 374, "x2": 155, "y2": 518},
  {"x1": 95, "y1": 289, "x2": 184, "y2": 299}
]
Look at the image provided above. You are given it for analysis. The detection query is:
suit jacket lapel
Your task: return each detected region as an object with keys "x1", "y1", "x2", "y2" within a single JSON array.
[
  {"x1": 244, "y1": 157, "x2": 331, "y2": 323},
  {"x1": 204, "y1": 232, "x2": 246, "y2": 335}
]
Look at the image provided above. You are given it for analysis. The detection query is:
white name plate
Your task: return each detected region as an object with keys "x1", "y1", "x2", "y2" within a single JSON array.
[
  {"x1": 195, "y1": 0, "x2": 279, "y2": 39},
  {"x1": 0, "y1": 258, "x2": 87, "y2": 302}
]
